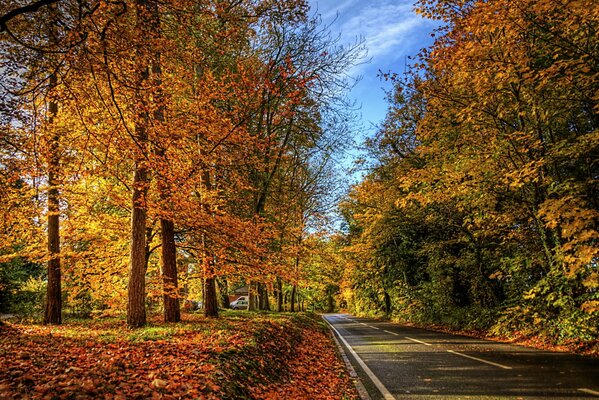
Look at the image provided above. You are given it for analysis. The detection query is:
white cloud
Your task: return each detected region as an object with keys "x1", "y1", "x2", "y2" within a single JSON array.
[
  {"x1": 316, "y1": 0, "x2": 359, "y2": 21},
  {"x1": 341, "y1": 2, "x2": 424, "y2": 60},
  {"x1": 307, "y1": 0, "x2": 438, "y2": 128}
]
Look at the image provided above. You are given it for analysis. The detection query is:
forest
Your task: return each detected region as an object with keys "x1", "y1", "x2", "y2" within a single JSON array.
[
  {"x1": 0, "y1": 0, "x2": 363, "y2": 327},
  {"x1": 340, "y1": 0, "x2": 598, "y2": 350},
  {"x1": 1, "y1": 0, "x2": 598, "y2": 357}
]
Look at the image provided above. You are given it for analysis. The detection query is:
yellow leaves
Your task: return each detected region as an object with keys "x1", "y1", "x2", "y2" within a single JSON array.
[
  {"x1": 582, "y1": 273, "x2": 599, "y2": 289},
  {"x1": 581, "y1": 301, "x2": 599, "y2": 314},
  {"x1": 539, "y1": 195, "x2": 599, "y2": 274}
]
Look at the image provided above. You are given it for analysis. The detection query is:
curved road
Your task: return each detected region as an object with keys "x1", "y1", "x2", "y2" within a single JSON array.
[{"x1": 324, "y1": 314, "x2": 599, "y2": 400}]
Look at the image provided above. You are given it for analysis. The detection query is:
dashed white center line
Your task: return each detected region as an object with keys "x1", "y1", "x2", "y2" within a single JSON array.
[
  {"x1": 578, "y1": 388, "x2": 599, "y2": 397},
  {"x1": 405, "y1": 336, "x2": 433, "y2": 346},
  {"x1": 446, "y1": 350, "x2": 512, "y2": 370},
  {"x1": 384, "y1": 330, "x2": 399, "y2": 336},
  {"x1": 368, "y1": 326, "x2": 380, "y2": 330}
]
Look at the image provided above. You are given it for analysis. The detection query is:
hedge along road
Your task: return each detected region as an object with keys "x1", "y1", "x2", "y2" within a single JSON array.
[{"x1": 324, "y1": 314, "x2": 599, "y2": 400}]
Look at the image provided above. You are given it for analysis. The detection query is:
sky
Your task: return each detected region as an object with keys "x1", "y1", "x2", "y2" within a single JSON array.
[{"x1": 307, "y1": 0, "x2": 439, "y2": 140}]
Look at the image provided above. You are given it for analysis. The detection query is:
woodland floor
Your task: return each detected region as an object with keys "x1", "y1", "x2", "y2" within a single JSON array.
[{"x1": 0, "y1": 312, "x2": 359, "y2": 399}]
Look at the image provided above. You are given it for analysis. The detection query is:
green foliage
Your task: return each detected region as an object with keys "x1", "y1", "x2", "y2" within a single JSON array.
[
  {"x1": 338, "y1": 0, "x2": 598, "y2": 348},
  {"x1": 9, "y1": 277, "x2": 46, "y2": 318},
  {"x1": 0, "y1": 256, "x2": 45, "y2": 316}
]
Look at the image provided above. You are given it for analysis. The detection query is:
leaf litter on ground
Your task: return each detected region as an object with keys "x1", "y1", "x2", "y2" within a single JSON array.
[{"x1": 0, "y1": 312, "x2": 359, "y2": 399}]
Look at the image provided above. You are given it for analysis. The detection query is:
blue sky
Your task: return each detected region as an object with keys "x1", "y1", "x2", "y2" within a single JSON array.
[{"x1": 308, "y1": 0, "x2": 439, "y2": 139}]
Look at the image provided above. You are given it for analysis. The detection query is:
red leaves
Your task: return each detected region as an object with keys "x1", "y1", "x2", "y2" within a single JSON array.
[
  {"x1": 0, "y1": 319, "x2": 220, "y2": 399},
  {"x1": 0, "y1": 314, "x2": 358, "y2": 399}
]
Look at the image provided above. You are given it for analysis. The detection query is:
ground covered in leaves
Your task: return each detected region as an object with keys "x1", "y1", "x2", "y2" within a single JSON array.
[{"x1": 0, "y1": 312, "x2": 358, "y2": 399}]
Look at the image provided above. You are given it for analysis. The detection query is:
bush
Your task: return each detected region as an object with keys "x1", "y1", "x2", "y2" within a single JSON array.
[{"x1": 10, "y1": 277, "x2": 46, "y2": 318}]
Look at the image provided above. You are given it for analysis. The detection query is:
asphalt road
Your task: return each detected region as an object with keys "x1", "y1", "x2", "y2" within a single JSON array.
[{"x1": 324, "y1": 314, "x2": 599, "y2": 400}]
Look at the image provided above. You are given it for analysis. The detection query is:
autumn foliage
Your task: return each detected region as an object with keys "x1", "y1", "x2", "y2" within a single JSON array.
[
  {"x1": 0, "y1": 313, "x2": 358, "y2": 399},
  {"x1": 0, "y1": 0, "x2": 362, "y2": 324},
  {"x1": 340, "y1": 0, "x2": 598, "y2": 348}
]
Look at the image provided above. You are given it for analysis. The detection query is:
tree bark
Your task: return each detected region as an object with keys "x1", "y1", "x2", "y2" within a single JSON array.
[
  {"x1": 383, "y1": 291, "x2": 391, "y2": 316},
  {"x1": 204, "y1": 273, "x2": 218, "y2": 317},
  {"x1": 44, "y1": 69, "x2": 61, "y2": 325},
  {"x1": 127, "y1": 0, "x2": 153, "y2": 328},
  {"x1": 127, "y1": 164, "x2": 149, "y2": 327},
  {"x1": 218, "y1": 277, "x2": 229, "y2": 309},
  {"x1": 326, "y1": 288, "x2": 334, "y2": 313},
  {"x1": 248, "y1": 281, "x2": 256, "y2": 311},
  {"x1": 258, "y1": 282, "x2": 270, "y2": 311},
  {"x1": 149, "y1": 4, "x2": 179, "y2": 323},
  {"x1": 276, "y1": 277, "x2": 283, "y2": 312},
  {"x1": 42, "y1": 3, "x2": 61, "y2": 326},
  {"x1": 161, "y1": 218, "x2": 180, "y2": 322},
  {"x1": 290, "y1": 284, "x2": 296, "y2": 312}
]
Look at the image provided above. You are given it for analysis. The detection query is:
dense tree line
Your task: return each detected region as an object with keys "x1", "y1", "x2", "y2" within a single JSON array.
[
  {"x1": 0, "y1": 0, "x2": 363, "y2": 326},
  {"x1": 340, "y1": 0, "x2": 598, "y2": 344}
]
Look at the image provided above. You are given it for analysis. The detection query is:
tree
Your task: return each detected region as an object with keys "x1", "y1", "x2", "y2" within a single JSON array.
[{"x1": 340, "y1": 0, "x2": 598, "y2": 341}]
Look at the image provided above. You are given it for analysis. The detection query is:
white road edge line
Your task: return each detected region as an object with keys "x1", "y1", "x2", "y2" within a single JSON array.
[
  {"x1": 578, "y1": 388, "x2": 599, "y2": 397},
  {"x1": 383, "y1": 330, "x2": 399, "y2": 336},
  {"x1": 446, "y1": 350, "x2": 512, "y2": 370},
  {"x1": 325, "y1": 318, "x2": 395, "y2": 400},
  {"x1": 405, "y1": 336, "x2": 432, "y2": 346}
]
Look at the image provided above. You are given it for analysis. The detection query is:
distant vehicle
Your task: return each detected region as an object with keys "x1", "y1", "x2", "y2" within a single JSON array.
[
  {"x1": 184, "y1": 300, "x2": 203, "y2": 311},
  {"x1": 230, "y1": 296, "x2": 248, "y2": 310}
]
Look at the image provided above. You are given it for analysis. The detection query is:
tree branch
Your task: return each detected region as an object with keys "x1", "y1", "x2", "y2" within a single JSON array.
[{"x1": 0, "y1": 0, "x2": 61, "y2": 32}]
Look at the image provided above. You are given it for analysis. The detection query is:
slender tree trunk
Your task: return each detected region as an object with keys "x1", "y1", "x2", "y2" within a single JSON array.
[
  {"x1": 44, "y1": 69, "x2": 61, "y2": 325},
  {"x1": 290, "y1": 284, "x2": 296, "y2": 312},
  {"x1": 149, "y1": 4, "x2": 179, "y2": 322},
  {"x1": 204, "y1": 274, "x2": 218, "y2": 317},
  {"x1": 383, "y1": 291, "x2": 391, "y2": 316},
  {"x1": 257, "y1": 283, "x2": 270, "y2": 311},
  {"x1": 128, "y1": 164, "x2": 149, "y2": 327},
  {"x1": 127, "y1": 0, "x2": 154, "y2": 328},
  {"x1": 248, "y1": 281, "x2": 256, "y2": 311},
  {"x1": 276, "y1": 277, "x2": 283, "y2": 312},
  {"x1": 257, "y1": 283, "x2": 263, "y2": 309},
  {"x1": 218, "y1": 277, "x2": 230, "y2": 309},
  {"x1": 161, "y1": 219, "x2": 180, "y2": 322},
  {"x1": 43, "y1": 4, "x2": 61, "y2": 326},
  {"x1": 326, "y1": 288, "x2": 334, "y2": 313},
  {"x1": 200, "y1": 164, "x2": 218, "y2": 318}
]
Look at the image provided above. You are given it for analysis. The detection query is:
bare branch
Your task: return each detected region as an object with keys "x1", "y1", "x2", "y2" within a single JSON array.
[{"x1": 0, "y1": 0, "x2": 61, "y2": 32}]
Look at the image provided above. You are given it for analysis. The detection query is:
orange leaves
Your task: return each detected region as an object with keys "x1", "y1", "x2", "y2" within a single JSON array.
[
  {"x1": 0, "y1": 314, "x2": 356, "y2": 399},
  {"x1": 539, "y1": 195, "x2": 599, "y2": 275}
]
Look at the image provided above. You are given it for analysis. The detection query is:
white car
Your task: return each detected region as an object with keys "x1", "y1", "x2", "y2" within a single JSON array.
[{"x1": 230, "y1": 296, "x2": 248, "y2": 310}]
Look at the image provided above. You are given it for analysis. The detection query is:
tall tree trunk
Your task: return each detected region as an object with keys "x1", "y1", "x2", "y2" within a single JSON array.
[
  {"x1": 248, "y1": 281, "x2": 256, "y2": 311},
  {"x1": 290, "y1": 284, "x2": 296, "y2": 312},
  {"x1": 204, "y1": 273, "x2": 218, "y2": 317},
  {"x1": 258, "y1": 282, "x2": 270, "y2": 311},
  {"x1": 149, "y1": 2, "x2": 179, "y2": 323},
  {"x1": 44, "y1": 66, "x2": 61, "y2": 325},
  {"x1": 127, "y1": 0, "x2": 153, "y2": 328},
  {"x1": 276, "y1": 277, "x2": 283, "y2": 312},
  {"x1": 218, "y1": 277, "x2": 229, "y2": 309},
  {"x1": 326, "y1": 288, "x2": 334, "y2": 313},
  {"x1": 161, "y1": 218, "x2": 180, "y2": 322},
  {"x1": 383, "y1": 291, "x2": 391, "y2": 316},
  {"x1": 201, "y1": 165, "x2": 218, "y2": 318},
  {"x1": 128, "y1": 164, "x2": 149, "y2": 327}
]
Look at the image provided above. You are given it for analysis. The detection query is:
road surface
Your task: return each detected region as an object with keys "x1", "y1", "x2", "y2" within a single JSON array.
[{"x1": 324, "y1": 314, "x2": 599, "y2": 400}]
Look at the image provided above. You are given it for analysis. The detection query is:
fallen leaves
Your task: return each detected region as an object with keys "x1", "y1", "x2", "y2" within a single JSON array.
[{"x1": 0, "y1": 313, "x2": 358, "y2": 399}]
